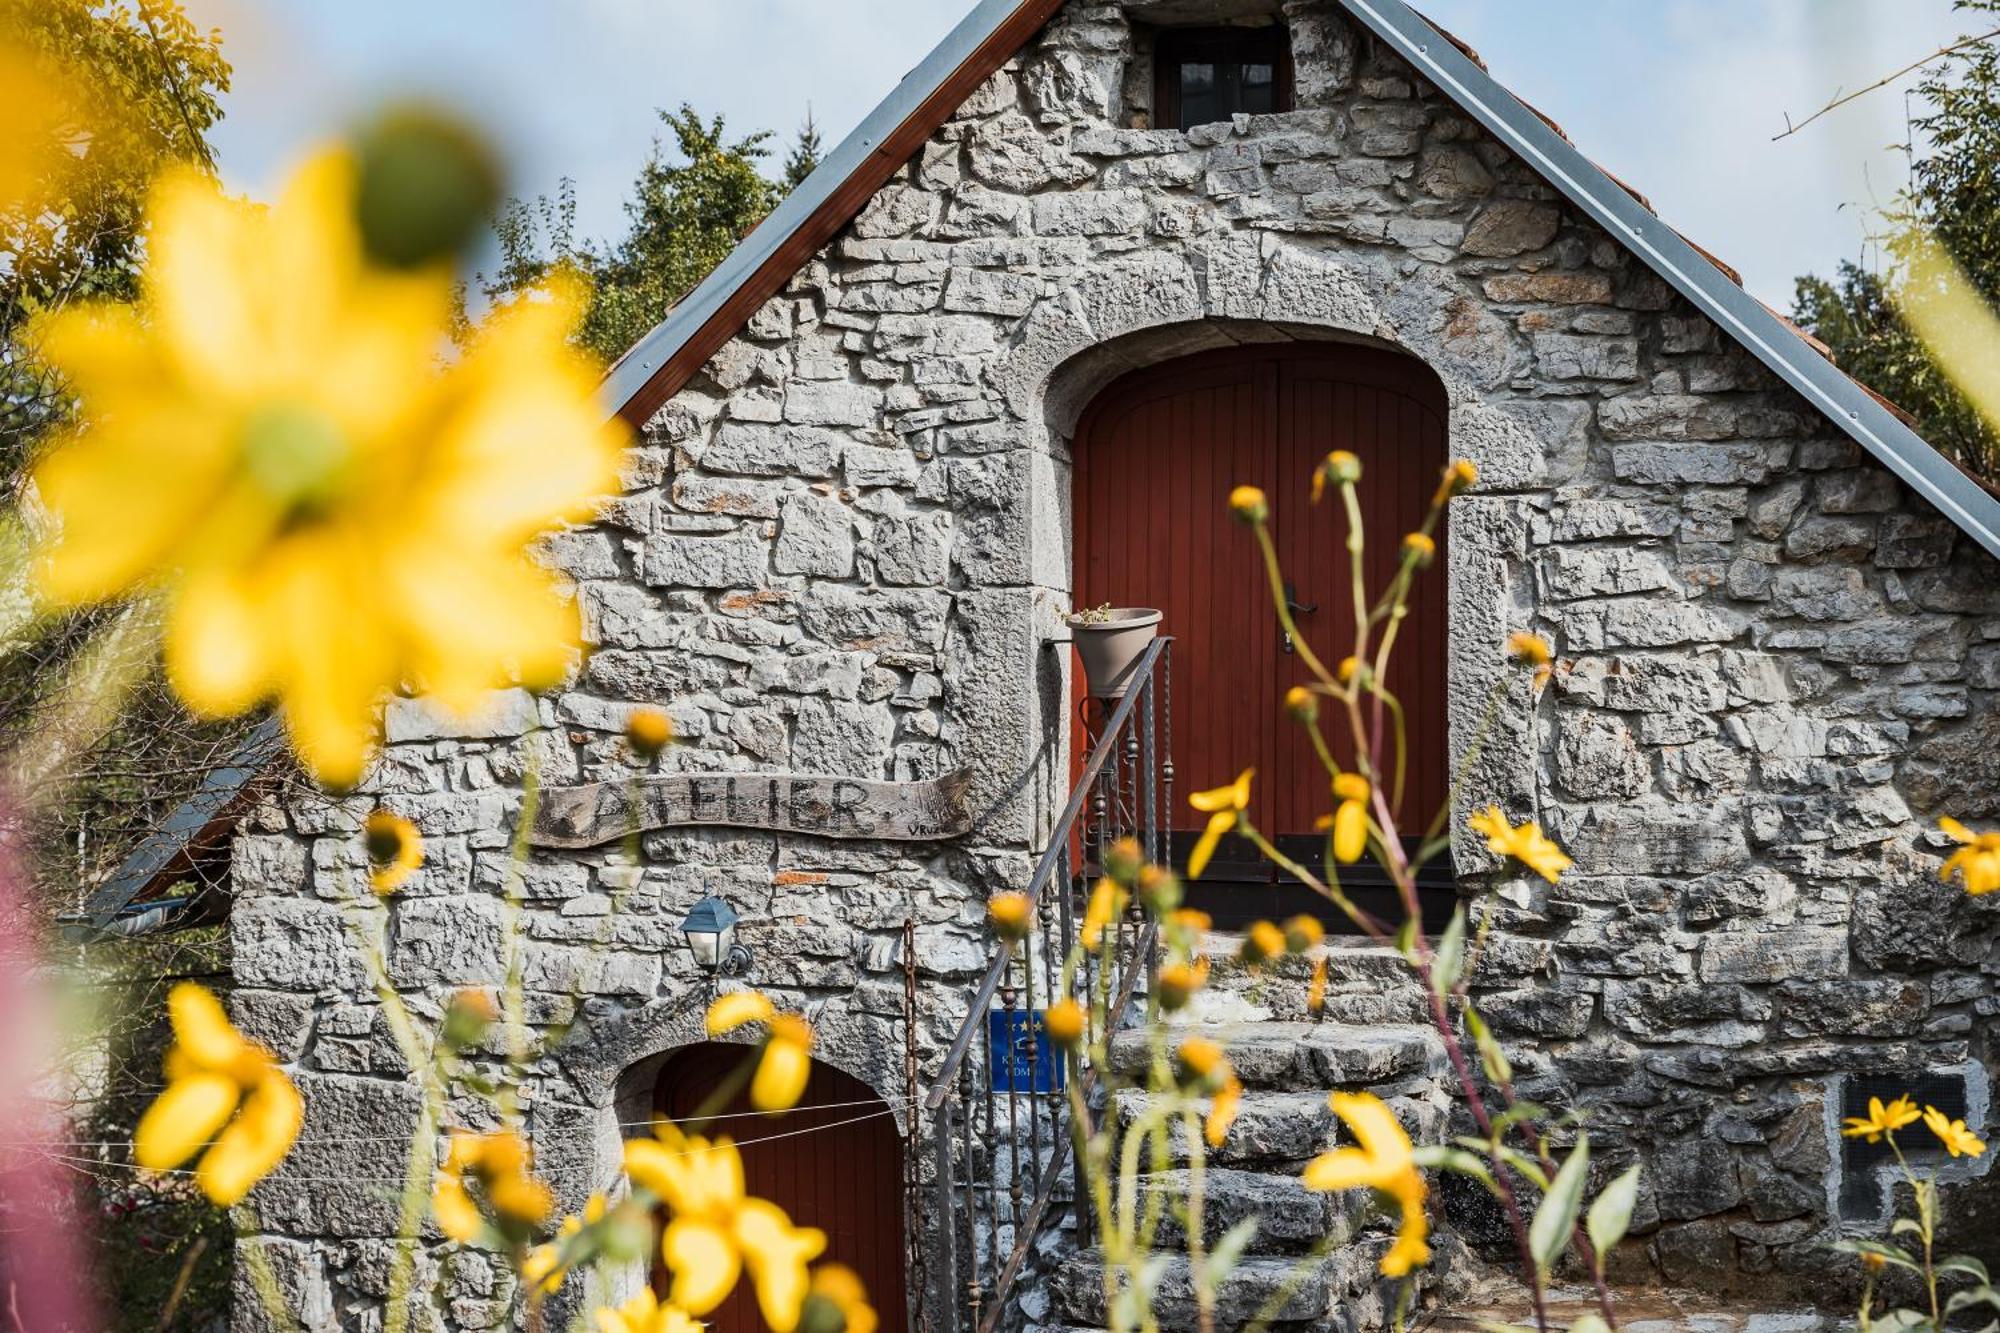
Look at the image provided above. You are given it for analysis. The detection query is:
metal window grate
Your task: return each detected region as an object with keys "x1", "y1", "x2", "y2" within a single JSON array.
[{"x1": 1840, "y1": 1070, "x2": 1970, "y2": 1216}]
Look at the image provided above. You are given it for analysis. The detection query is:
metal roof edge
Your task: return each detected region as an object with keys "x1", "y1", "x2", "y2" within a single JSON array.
[
  {"x1": 597, "y1": 0, "x2": 1043, "y2": 423},
  {"x1": 1336, "y1": 0, "x2": 2000, "y2": 561}
]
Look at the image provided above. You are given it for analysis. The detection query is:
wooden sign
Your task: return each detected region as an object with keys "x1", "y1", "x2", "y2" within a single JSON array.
[{"x1": 530, "y1": 767, "x2": 975, "y2": 849}]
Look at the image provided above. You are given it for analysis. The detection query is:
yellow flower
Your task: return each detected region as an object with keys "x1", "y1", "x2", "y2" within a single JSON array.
[
  {"x1": 626, "y1": 1123, "x2": 827, "y2": 1330},
  {"x1": 625, "y1": 707, "x2": 676, "y2": 759},
  {"x1": 1841, "y1": 1094, "x2": 1922, "y2": 1143},
  {"x1": 1939, "y1": 817, "x2": 2000, "y2": 896},
  {"x1": 1168, "y1": 907, "x2": 1213, "y2": 937},
  {"x1": 1306, "y1": 957, "x2": 1328, "y2": 1015},
  {"x1": 1188, "y1": 769, "x2": 1253, "y2": 879},
  {"x1": 1156, "y1": 958, "x2": 1209, "y2": 1011},
  {"x1": 1923, "y1": 1106, "x2": 1986, "y2": 1158},
  {"x1": 1102, "y1": 836, "x2": 1145, "y2": 886},
  {"x1": 1432, "y1": 458, "x2": 1478, "y2": 506},
  {"x1": 987, "y1": 891, "x2": 1033, "y2": 942},
  {"x1": 706, "y1": 991, "x2": 815, "y2": 1112},
  {"x1": 1206, "y1": 1072, "x2": 1243, "y2": 1149},
  {"x1": 1134, "y1": 863, "x2": 1182, "y2": 915},
  {"x1": 1044, "y1": 998, "x2": 1087, "y2": 1049},
  {"x1": 1303, "y1": 1092, "x2": 1430, "y2": 1277},
  {"x1": 1313, "y1": 449, "x2": 1362, "y2": 502},
  {"x1": 1227, "y1": 485, "x2": 1268, "y2": 523},
  {"x1": 799, "y1": 1263, "x2": 878, "y2": 1333},
  {"x1": 1283, "y1": 685, "x2": 1318, "y2": 723},
  {"x1": 1282, "y1": 915, "x2": 1324, "y2": 953},
  {"x1": 1331, "y1": 773, "x2": 1371, "y2": 865},
  {"x1": 1400, "y1": 532, "x2": 1435, "y2": 567},
  {"x1": 594, "y1": 1289, "x2": 703, "y2": 1333},
  {"x1": 1177, "y1": 1035, "x2": 1225, "y2": 1081},
  {"x1": 525, "y1": 1192, "x2": 607, "y2": 1295},
  {"x1": 1467, "y1": 807, "x2": 1572, "y2": 883},
  {"x1": 1240, "y1": 919, "x2": 1286, "y2": 967},
  {"x1": 133, "y1": 983, "x2": 303, "y2": 1206},
  {"x1": 1080, "y1": 878, "x2": 1128, "y2": 952},
  {"x1": 434, "y1": 1130, "x2": 553, "y2": 1243},
  {"x1": 363, "y1": 809, "x2": 423, "y2": 894},
  {"x1": 26, "y1": 151, "x2": 625, "y2": 788},
  {"x1": 1505, "y1": 632, "x2": 1552, "y2": 667}
]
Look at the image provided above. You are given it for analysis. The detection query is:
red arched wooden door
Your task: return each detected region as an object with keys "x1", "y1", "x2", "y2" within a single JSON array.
[
  {"x1": 1073, "y1": 342, "x2": 1452, "y2": 927},
  {"x1": 653, "y1": 1044, "x2": 907, "y2": 1333}
]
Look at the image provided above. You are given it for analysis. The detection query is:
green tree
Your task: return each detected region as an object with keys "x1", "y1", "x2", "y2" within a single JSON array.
[
  {"x1": 481, "y1": 103, "x2": 826, "y2": 365},
  {"x1": 1793, "y1": 3, "x2": 2000, "y2": 477},
  {"x1": 0, "y1": 0, "x2": 230, "y2": 469}
]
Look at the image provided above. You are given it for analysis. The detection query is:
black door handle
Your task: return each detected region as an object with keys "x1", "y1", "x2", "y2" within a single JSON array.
[{"x1": 1282, "y1": 582, "x2": 1316, "y2": 654}]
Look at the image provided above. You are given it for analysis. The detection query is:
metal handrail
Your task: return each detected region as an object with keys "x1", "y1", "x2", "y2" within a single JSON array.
[{"x1": 923, "y1": 636, "x2": 1173, "y2": 1113}]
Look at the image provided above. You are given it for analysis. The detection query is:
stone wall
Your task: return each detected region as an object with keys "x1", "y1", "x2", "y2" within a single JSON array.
[{"x1": 227, "y1": 0, "x2": 2000, "y2": 1324}]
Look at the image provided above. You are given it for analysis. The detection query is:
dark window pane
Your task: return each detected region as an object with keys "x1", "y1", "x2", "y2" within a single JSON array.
[
  {"x1": 1239, "y1": 62, "x2": 1276, "y2": 114},
  {"x1": 1178, "y1": 61, "x2": 1218, "y2": 127}
]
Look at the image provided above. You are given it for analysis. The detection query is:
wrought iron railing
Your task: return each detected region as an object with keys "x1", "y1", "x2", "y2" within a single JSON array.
[{"x1": 922, "y1": 637, "x2": 1174, "y2": 1333}]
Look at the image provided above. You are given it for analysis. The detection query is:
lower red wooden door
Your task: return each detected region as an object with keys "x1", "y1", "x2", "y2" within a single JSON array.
[
  {"x1": 1073, "y1": 343, "x2": 1452, "y2": 925},
  {"x1": 653, "y1": 1044, "x2": 907, "y2": 1333}
]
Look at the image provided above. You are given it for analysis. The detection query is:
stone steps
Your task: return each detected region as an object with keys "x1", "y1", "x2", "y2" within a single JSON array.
[
  {"x1": 1108, "y1": 1087, "x2": 1449, "y2": 1169},
  {"x1": 1109, "y1": 1020, "x2": 1446, "y2": 1091},
  {"x1": 1049, "y1": 1245, "x2": 1395, "y2": 1329},
  {"x1": 1180, "y1": 935, "x2": 1434, "y2": 1026}
]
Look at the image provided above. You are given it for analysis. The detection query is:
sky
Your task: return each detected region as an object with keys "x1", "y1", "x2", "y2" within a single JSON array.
[{"x1": 179, "y1": 0, "x2": 1981, "y2": 309}]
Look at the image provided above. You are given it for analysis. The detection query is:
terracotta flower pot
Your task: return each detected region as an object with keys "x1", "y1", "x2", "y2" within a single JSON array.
[{"x1": 1067, "y1": 608, "x2": 1162, "y2": 699}]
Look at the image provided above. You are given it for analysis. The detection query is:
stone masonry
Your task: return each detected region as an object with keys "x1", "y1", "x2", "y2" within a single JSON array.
[{"x1": 228, "y1": 0, "x2": 2000, "y2": 1326}]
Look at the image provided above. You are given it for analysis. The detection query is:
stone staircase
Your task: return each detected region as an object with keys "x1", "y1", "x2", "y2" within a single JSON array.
[{"x1": 1024, "y1": 934, "x2": 1482, "y2": 1333}]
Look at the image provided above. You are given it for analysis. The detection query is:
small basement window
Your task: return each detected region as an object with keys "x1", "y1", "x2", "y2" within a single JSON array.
[{"x1": 1155, "y1": 25, "x2": 1292, "y2": 130}]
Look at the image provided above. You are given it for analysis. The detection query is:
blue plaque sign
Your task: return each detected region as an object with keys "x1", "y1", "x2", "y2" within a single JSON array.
[{"x1": 988, "y1": 1008, "x2": 1065, "y2": 1094}]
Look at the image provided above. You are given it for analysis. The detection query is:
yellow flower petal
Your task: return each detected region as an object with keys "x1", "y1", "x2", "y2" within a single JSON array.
[
  {"x1": 736, "y1": 1198, "x2": 828, "y2": 1333},
  {"x1": 197, "y1": 1069, "x2": 303, "y2": 1206},
  {"x1": 134, "y1": 1073, "x2": 240, "y2": 1172},
  {"x1": 663, "y1": 1217, "x2": 743, "y2": 1316},
  {"x1": 167, "y1": 983, "x2": 252, "y2": 1073},
  {"x1": 434, "y1": 1176, "x2": 485, "y2": 1243},
  {"x1": 707, "y1": 990, "x2": 777, "y2": 1036},
  {"x1": 1187, "y1": 810, "x2": 1233, "y2": 880},
  {"x1": 1333, "y1": 800, "x2": 1369, "y2": 864},
  {"x1": 164, "y1": 573, "x2": 274, "y2": 718},
  {"x1": 753, "y1": 1020, "x2": 814, "y2": 1113}
]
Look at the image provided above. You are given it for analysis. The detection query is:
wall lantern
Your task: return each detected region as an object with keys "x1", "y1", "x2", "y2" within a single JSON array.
[{"x1": 681, "y1": 896, "x2": 752, "y2": 976}]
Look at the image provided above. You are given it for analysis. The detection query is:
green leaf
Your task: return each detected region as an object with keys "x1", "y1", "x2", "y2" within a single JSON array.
[
  {"x1": 1831, "y1": 1238, "x2": 1922, "y2": 1272},
  {"x1": 1942, "y1": 1256, "x2": 1994, "y2": 1284},
  {"x1": 1431, "y1": 907, "x2": 1468, "y2": 997},
  {"x1": 1494, "y1": 1145, "x2": 1551, "y2": 1193},
  {"x1": 1585, "y1": 1164, "x2": 1640, "y2": 1265},
  {"x1": 1892, "y1": 1216, "x2": 1927, "y2": 1239},
  {"x1": 1528, "y1": 1135, "x2": 1590, "y2": 1276},
  {"x1": 1395, "y1": 915, "x2": 1418, "y2": 961},
  {"x1": 1413, "y1": 1146, "x2": 1496, "y2": 1189},
  {"x1": 1199, "y1": 1217, "x2": 1259, "y2": 1288},
  {"x1": 1465, "y1": 1007, "x2": 1512, "y2": 1087},
  {"x1": 1946, "y1": 1285, "x2": 2000, "y2": 1316}
]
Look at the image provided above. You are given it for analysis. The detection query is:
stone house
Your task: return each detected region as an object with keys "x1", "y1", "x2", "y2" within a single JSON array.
[{"x1": 210, "y1": 0, "x2": 2000, "y2": 1327}]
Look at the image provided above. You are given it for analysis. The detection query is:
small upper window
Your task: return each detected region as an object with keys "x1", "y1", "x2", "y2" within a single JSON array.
[{"x1": 1155, "y1": 26, "x2": 1292, "y2": 130}]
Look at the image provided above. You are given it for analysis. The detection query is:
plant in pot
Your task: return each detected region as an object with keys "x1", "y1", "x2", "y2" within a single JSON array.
[{"x1": 1066, "y1": 602, "x2": 1162, "y2": 699}]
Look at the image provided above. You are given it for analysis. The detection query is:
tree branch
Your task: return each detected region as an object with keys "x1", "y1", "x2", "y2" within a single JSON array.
[{"x1": 1775, "y1": 27, "x2": 2000, "y2": 141}]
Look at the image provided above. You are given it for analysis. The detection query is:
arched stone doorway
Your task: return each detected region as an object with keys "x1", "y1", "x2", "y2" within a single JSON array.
[
  {"x1": 651, "y1": 1042, "x2": 908, "y2": 1333},
  {"x1": 1071, "y1": 339, "x2": 1453, "y2": 927}
]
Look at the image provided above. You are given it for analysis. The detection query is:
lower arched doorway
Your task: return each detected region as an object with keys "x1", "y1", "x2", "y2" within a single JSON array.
[
  {"x1": 652, "y1": 1043, "x2": 907, "y2": 1333},
  {"x1": 1072, "y1": 340, "x2": 1455, "y2": 928}
]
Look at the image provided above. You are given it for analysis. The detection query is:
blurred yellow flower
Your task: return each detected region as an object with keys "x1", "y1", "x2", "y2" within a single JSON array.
[
  {"x1": 706, "y1": 991, "x2": 815, "y2": 1112},
  {"x1": 434, "y1": 1129, "x2": 553, "y2": 1243},
  {"x1": 524, "y1": 1192, "x2": 606, "y2": 1295},
  {"x1": 625, "y1": 707, "x2": 676, "y2": 759},
  {"x1": 1432, "y1": 459, "x2": 1478, "y2": 506},
  {"x1": 1312, "y1": 449, "x2": 1362, "y2": 501},
  {"x1": 1468, "y1": 807, "x2": 1572, "y2": 883},
  {"x1": 1283, "y1": 914, "x2": 1324, "y2": 953},
  {"x1": 1283, "y1": 684, "x2": 1318, "y2": 722},
  {"x1": 626, "y1": 1123, "x2": 827, "y2": 1330},
  {"x1": 1080, "y1": 878, "x2": 1128, "y2": 952},
  {"x1": 594, "y1": 1289, "x2": 702, "y2": 1333},
  {"x1": 133, "y1": 983, "x2": 303, "y2": 1206},
  {"x1": 363, "y1": 809, "x2": 422, "y2": 894},
  {"x1": 1175, "y1": 1035, "x2": 1241, "y2": 1147},
  {"x1": 1400, "y1": 531, "x2": 1435, "y2": 567},
  {"x1": 1043, "y1": 998, "x2": 1086, "y2": 1048},
  {"x1": 1227, "y1": 485, "x2": 1268, "y2": 523},
  {"x1": 986, "y1": 891, "x2": 1033, "y2": 942},
  {"x1": 801, "y1": 1263, "x2": 878, "y2": 1333},
  {"x1": 1505, "y1": 631, "x2": 1552, "y2": 667},
  {"x1": 1939, "y1": 817, "x2": 2000, "y2": 896},
  {"x1": 1240, "y1": 919, "x2": 1285, "y2": 967},
  {"x1": 1306, "y1": 957, "x2": 1328, "y2": 1015},
  {"x1": 26, "y1": 151, "x2": 625, "y2": 788},
  {"x1": 1923, "y1": 1105, "x2": 1986, "y2": 1159},
  {"x1": 1188, "y1": 769, "x2": 1253, "y2": 878},
  {"x1": 1156, "y1": 958, "x2": 1209, "y2": 1011},
  {"x1": 1331, "y1": 773, "x2": 1371, "y2": 865},
  {"x1": 1842, "y1": 1094, "x2": 1921, "y2": 1143},
  {"x1": 1304, "y1": 1092, "x2": 1430, "y2": 1276},
  {"x1": 1206, "y1": 1071, "x2": 1243, "y2": 1149}
]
